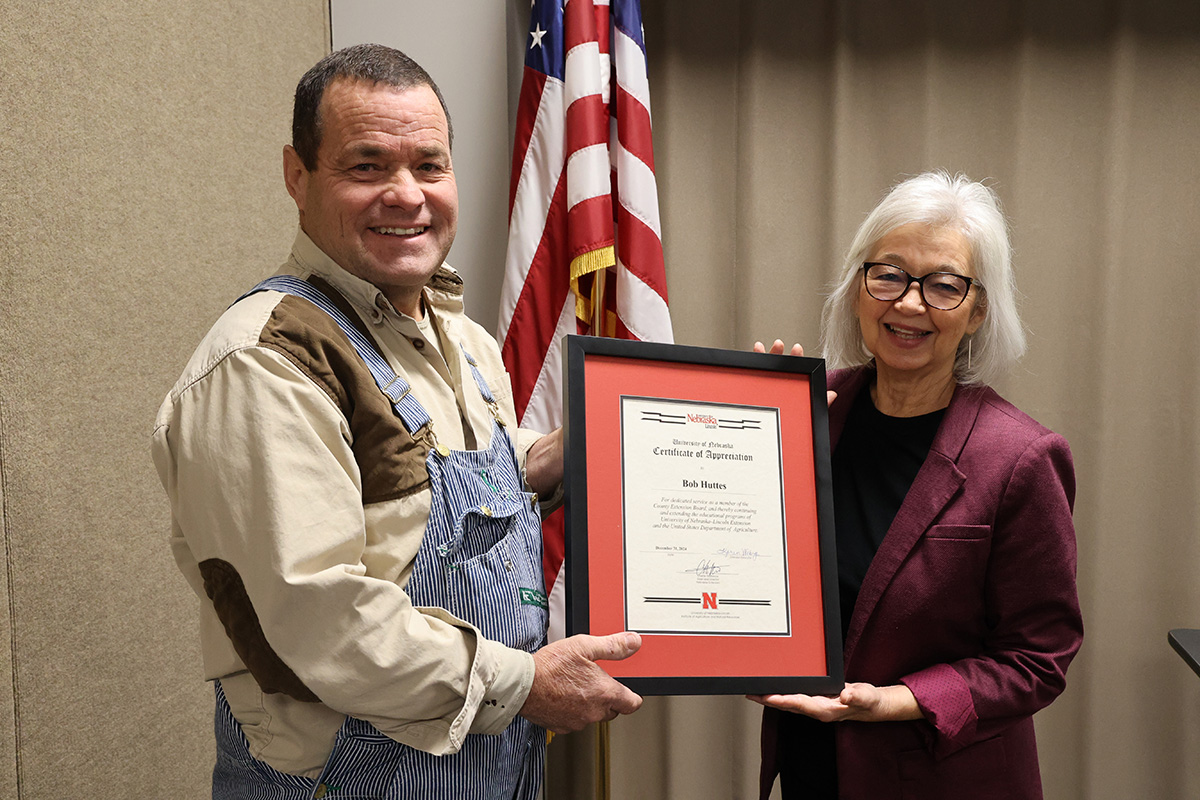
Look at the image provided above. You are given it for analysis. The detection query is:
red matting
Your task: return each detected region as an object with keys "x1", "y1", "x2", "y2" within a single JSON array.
[{"x1": 582, "y1": 354, "x2": 827, "y2": 678}]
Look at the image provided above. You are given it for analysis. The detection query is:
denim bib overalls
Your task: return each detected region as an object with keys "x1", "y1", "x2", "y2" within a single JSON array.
[{"x1": 210, "y1": 277, "x2": 547, "y2": 800}]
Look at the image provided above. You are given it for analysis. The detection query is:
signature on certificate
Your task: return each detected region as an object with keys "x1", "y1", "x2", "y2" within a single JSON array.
[
  {"x1": 683, "y1": 559, "x2": 725, "y2": 578},
  {"x1": 716, "y1": 547, "x2": 763, "y2": 561}
]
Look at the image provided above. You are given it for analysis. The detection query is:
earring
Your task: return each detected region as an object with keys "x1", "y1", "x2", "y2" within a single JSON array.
[{"x1": 967, "y1": 337, "x2": 973, "y2": 372}]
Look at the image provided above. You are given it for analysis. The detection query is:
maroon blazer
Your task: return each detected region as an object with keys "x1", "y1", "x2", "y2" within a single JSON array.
[{"x1": 761, "y1": 367, "x2": 1083, "y2": 800}]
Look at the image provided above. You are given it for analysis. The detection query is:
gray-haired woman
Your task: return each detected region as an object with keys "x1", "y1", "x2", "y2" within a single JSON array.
[{"x1": 752, "y1": 171, "x2": 1082, "y2": 799}]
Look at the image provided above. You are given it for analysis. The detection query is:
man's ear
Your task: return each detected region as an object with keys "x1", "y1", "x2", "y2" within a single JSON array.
[{"x1": 283, "y1": 145, "x2": 308, "y2": 212}]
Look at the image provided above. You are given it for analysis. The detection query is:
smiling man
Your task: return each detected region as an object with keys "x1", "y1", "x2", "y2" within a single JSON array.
[
  {"x1": 152, "y1": 45, "x2": 641, "y2": 800},
  {"x1": 283, "y1": 73, "x2": 459, "y2": 318}
]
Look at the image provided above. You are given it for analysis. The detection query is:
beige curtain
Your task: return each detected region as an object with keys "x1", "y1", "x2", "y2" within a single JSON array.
[{"x1": 549, "y1": 1, "x2": 1200, "y2": 798}]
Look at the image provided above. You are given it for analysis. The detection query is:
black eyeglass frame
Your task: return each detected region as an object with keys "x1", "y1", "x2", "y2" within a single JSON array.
[{"x1": 861, "y1": 262, "x2": 983, "y2": 311}]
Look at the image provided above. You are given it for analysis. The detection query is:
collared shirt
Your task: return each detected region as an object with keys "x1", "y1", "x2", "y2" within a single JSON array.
[{"x1": 152, "y1": 230, "x2": 544, "y2": 777}]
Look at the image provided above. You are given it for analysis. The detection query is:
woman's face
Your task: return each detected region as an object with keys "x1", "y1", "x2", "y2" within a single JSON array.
[{"x1": 857, "y1": 222, "x2": 986, "y2": 387}]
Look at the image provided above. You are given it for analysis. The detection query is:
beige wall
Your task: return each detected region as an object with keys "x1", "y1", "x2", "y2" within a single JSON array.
[{"x1": 0, "y1": 2, "x2": 328, "y2": 796}]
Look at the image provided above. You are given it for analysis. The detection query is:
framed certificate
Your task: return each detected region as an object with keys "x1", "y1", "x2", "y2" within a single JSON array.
[{"x1": 563, "y1": 334, "x2": 843, "y2": 696}]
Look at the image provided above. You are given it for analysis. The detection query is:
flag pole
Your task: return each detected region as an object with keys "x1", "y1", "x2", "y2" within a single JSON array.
[
  {"x1": 590, "y1": 267, "x2": 607, "y2": 337},
  {"x1": 590, "y1": 267, "x2": 612, "y2": 800},
  {"x1": 595, "y1": 718, "x2": 611, "y2": 800}
]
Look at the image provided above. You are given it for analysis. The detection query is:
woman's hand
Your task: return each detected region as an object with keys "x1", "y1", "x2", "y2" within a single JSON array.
[
  {"x1": 747, "y1": 683, "x2": 922, "y2": 723},
  {"x1": 752, "y1": 339, "x2": 837, "y2": 406},
  {"x1": 753, "y1": 339, "x2": 804, "y2": 357}
]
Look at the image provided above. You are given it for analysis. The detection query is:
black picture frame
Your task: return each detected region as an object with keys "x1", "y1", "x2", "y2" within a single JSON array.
[
  {"x1": 1169, "y1": 629, "x2": 1200, "y2": 678},
  {"x1": 562, "y1": 334, "x2": 843, "y2": 696}
]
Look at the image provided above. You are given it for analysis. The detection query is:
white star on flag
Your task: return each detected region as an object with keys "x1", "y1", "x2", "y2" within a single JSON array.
[{"x1": 529, "y1": 24, "x2": 547, "y2": 50}]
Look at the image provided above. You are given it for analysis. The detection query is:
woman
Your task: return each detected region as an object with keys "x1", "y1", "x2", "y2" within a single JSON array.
[{"x1": 752, "y1": 171, "x2": 1083, "y2": 799}]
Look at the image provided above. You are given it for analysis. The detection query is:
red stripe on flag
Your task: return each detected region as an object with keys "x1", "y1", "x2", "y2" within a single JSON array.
[
  {"x1": 566, "y1": 194, "x2": 615, "y2": 260},
  {"x1": 509, "y1": 68, "x2": 548, "y2": 217},
  {"x1": 564, "y1": 0, "x2": 605, "y2": 53},
  {"x1": 541, "y1": 508, "x2": 566, "y2": 597},
  {"x1": 595, "y1": 4, "x2": 611, "y2": 54},
  {"x1": 502, "y1": 178, "x2": 572, "y2": 421},
  {"x1": 565, "y1": 93, "x2": 610, "y2": 153},
  {"x1": 616, "y1": 204, "x2": 668, "y2": 301},
  {"x1": 615, "y1": 84, "x2": 655, "y2": 171}
]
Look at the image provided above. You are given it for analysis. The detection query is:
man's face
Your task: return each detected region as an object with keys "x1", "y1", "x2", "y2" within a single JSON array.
[{"x1": 284, "y1": 79, "x2": 458, "y2": 317}]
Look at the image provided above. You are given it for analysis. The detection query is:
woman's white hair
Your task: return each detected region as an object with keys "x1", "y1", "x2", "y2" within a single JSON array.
[{"x1": 819, "y1": 171, "x2": 1026, "y2": 386}]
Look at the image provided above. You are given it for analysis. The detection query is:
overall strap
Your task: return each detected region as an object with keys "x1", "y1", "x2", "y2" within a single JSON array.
[
  {"x1": 240, "y1": 276, "x2": 434, "y2": 437},
  {"x1": 460, "y1": 348, "x2": 502, "y2": 416}
]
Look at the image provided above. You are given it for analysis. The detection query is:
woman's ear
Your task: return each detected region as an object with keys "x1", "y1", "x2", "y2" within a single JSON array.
[{"x1": 967, "y1": 294, "x2": 987, "y2": 334}]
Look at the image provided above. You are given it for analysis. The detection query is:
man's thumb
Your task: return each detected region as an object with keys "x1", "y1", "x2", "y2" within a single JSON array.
[{"x1": 593, "y1": 631, "x2": 641, "y2": 662}]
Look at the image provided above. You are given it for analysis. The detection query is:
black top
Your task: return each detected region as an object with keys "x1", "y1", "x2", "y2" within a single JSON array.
[
  {"x1": 776, "y1": 384, "x2": 944, "y2": 800},
  {"x1": 832, "y1": 387, "x2": 944, "y2": 637}
]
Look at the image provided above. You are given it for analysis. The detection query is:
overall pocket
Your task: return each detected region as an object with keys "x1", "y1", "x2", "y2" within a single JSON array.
[{"x1": 445, "y1": 526, "x2": 548, "y2": 651}]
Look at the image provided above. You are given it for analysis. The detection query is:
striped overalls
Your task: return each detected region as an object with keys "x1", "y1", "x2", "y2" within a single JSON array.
[{"x1": 211, "y1": 277, "x2": 548, "y2": 800}]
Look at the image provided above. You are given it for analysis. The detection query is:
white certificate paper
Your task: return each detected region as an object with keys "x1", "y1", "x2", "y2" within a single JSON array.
[{"x1": 620, "y1": 396, "x2": 790, "y2": 635}]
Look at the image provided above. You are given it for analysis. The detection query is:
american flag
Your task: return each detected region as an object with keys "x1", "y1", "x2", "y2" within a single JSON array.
[{"x1": 499, "y1": 0, "x2": 672, "y2": 641}]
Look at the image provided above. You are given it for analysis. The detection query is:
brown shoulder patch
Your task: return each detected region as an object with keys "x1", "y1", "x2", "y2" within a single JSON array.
[
  {"x1": 255, "y1": 281, "x2": 429, "y2": 503},
  {"x1": 428, "y1": 266, "x2": 464, "y2": 296},
  {"x1": 199, "y1": 559, "x2": 319, "y2": 702}
]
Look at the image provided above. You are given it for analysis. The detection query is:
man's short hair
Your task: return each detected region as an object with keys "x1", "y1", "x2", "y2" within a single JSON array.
[{"x1": 292, "y1": 43, "x2": 454, "y2": 171}]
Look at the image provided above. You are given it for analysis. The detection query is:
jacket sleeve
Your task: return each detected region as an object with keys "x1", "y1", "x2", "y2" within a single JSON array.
[
  {"x1": 154, "y1": 344, "x2": 534, "y2": 755},
  {"x1": 899, "y1": 431, "x2": 1083, "y2": 757}
]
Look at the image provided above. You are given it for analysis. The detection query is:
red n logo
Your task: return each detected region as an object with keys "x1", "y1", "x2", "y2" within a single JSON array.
[{"x1": 702, "y1": 592, "x2": 717, "y2": 609}]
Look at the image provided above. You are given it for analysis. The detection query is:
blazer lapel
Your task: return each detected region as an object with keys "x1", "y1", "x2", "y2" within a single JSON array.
[{"x1": 841, "y1": 382, "x2": 987, "y2": 665}]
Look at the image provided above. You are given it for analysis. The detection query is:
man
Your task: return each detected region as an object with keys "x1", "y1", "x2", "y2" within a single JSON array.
[{"x1": 152, "y1": 44, "x2": 641, "y2": 799}]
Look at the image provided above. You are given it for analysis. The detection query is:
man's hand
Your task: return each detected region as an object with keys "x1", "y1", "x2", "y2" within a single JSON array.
[
  {"x1": 520, "y1": 632, "x2": 644, "y2": 733},
  {"x1": 524, "y1": 427, "x2": 563, "y2": 496}
]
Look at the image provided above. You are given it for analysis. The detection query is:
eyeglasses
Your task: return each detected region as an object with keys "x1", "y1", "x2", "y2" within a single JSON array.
[{"x1": 862, "y1": 262, "x2": 982, "y2": 311}]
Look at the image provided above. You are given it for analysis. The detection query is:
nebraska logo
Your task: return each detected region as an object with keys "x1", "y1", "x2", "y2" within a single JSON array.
[
  {"x1": 687, "y1": 413, "x2": 718, "y2": 425},
  {"x1": 701, "y1": 592, "x2": 718, "y2": 609}
]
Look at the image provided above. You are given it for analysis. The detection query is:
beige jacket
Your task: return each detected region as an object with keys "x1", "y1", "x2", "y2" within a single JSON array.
[{"x1": 152, "y1": 231, "x2": 543, "y2": 777}]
